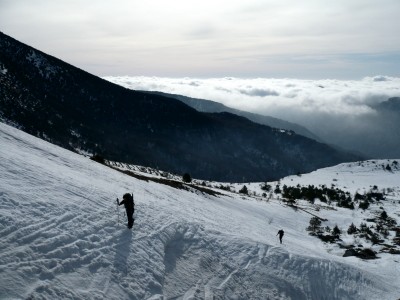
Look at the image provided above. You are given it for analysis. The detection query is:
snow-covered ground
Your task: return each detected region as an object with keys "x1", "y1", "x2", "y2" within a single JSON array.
[{"x1": 1, "y1": 122, "x2": 399, "y2": 300}]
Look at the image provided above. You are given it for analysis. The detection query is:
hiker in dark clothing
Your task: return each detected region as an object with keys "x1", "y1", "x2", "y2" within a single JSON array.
[
  {"x1": 277, "y1": 229, "x2": 284, "y2": 244},
  {"x1": 117, "y1": 193, "x2": 134, "y2": 229}
]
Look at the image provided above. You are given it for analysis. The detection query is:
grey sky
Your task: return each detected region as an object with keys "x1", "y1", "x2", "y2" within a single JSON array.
[{"x1": 1, "y1": 0, "x2": 399, "y2": 78}]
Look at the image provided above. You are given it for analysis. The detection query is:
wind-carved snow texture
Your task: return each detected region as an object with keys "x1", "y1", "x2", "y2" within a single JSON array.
[
  {"x1": 0, "y1": 122, "x2": 398, "y2": 299},
  {"x1": 157, "y1": 224, "x2": 377, "y2": 300}
]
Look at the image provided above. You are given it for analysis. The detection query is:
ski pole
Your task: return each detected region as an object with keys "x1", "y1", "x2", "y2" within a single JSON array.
[{"x1": 116, "y1": 198, "x2": 119, "y2": 225}]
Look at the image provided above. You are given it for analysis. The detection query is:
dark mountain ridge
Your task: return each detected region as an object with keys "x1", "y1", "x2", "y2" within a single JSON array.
[
  {"x1": 0, "y1": 32, "x2": 360, "y2": 181},
  {"x1": 144, "y1": 91, "x2": 321, "y2": 141},
  {"x1": 375, "y1": 97, "x2": 400, "y2": 112}
]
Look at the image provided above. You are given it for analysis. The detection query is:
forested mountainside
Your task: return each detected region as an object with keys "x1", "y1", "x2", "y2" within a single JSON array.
[{"x1": 0, "y1": 32, "x2": 360, "y2": 181}]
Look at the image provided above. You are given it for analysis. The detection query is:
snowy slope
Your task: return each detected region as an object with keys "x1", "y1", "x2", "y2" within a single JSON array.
[{"x1": 0, "y1": 122, "x2": 399, "y2": 300}]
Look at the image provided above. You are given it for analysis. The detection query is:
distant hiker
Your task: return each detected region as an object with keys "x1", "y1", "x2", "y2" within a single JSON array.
[
  {"x1": 277, "y1": 229, "x2": 284, "y2": 244},
  {"x1": 117, "y1": 193, "x2": 135, "y2": 229}
]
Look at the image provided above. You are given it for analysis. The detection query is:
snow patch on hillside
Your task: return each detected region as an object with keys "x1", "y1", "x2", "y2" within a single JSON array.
[
  {"x1": 0, "y1": 64, "x2": 7, "y2": 75},
  {"x1": 280, "y1": 160, "x2": 400, "y2": 194},
  {"x1": 26, "y1": 50, "x2": 58, "y2": 79}
]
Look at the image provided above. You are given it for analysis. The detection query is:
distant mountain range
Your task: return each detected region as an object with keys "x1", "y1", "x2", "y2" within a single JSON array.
[
  {"x1": 316, "y1": 96, "x2": 400, "y2": 159},
  {"x1": 144, "y1": 91, "x2": 321, "y2": 141},
  {"x1": 0, "y1": 32, "x2": 360, "y2": 181},
  {"x1": 375, "y1": 97, "x2": 400, "y2": 112}
]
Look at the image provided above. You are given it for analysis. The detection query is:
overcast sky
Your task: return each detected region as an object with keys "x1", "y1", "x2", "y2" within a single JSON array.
[{"x1": 1, "y1": 0, "x2": 400, "y2": 79}]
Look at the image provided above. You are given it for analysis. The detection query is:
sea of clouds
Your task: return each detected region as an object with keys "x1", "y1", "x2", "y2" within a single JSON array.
[
  {"x1": 104, "y1": 75, "x2": 399, "y2": 116},
  {"x1": 105, "y1": 75, "x2": 398, "y2": 125},
  {"x1": 104, "y1": 75, "x2": 400, "y2": 158},
  {"x1": 104, "y1": 76, "x2": 400, "y2": 158}
]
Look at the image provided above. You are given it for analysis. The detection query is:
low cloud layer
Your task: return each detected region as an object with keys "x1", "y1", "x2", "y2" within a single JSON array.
[
  {"x1": 104, "y1": 75, "x2": 400, "y2": 117},
  {"x1": 104, "y1": 75, "x2": 400, "y2": 157}
]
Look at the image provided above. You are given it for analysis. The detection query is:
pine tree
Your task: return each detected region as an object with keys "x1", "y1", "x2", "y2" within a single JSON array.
[
  {"x1": 239, "y1": 185, "x2": 248, "y2": 194},
  {"x1": 308, "y1": 216, "x2": 322, "y2": 233},
  {"x1": 182, "y1": 173, "x2": 192, "y2": 183},
  {"x1": 332, "y1": 225, "x2": 341, "y2": 237},
  {"x1": 347, "y1": 223, "x2": 357, "y2": 234}
]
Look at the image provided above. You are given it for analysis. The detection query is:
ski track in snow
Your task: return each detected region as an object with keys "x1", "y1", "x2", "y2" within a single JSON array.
[{"x1": 0, "y1": 122, "x2": 399, "y2": 300}]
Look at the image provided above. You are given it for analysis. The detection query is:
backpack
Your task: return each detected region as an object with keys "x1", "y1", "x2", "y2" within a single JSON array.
[{"x1": 123, "y1": 193, "x2": 135, "y2": 211}]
